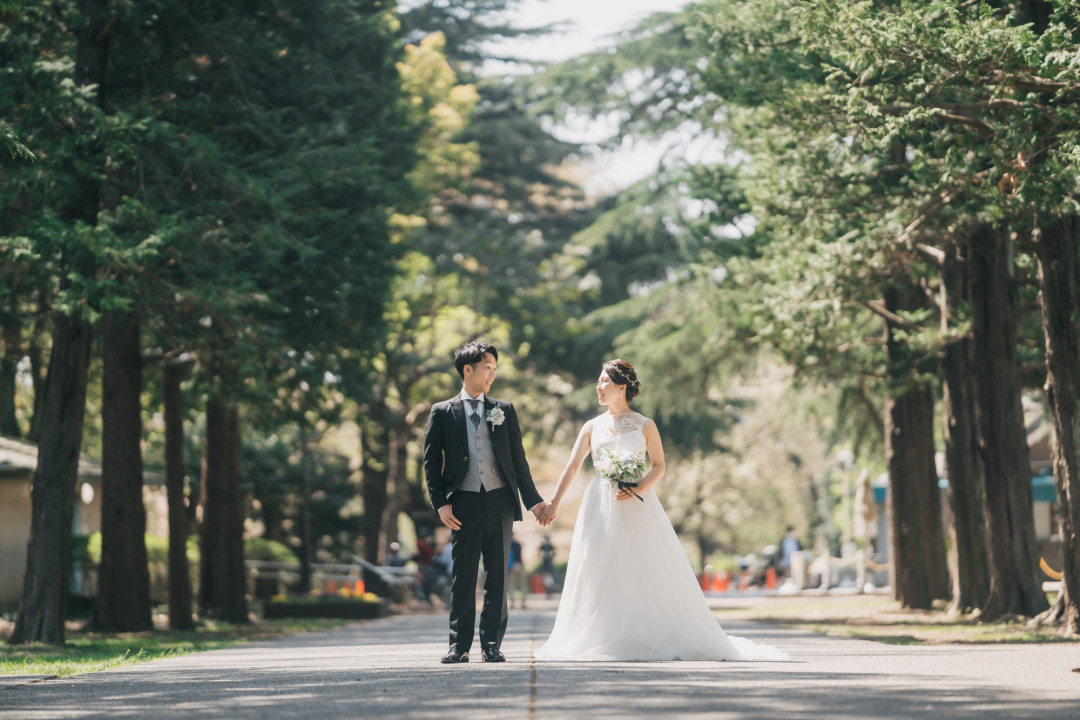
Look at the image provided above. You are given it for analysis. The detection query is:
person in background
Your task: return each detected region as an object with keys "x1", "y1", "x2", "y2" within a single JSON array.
[
  {"x1": 539, "y1": 535, "x2": 556, "y2": 597},
  {"x1": 508, "y1": 535, "x2": 526, "y2": 609},
  {"x1": 778, "y1": 526, "x2": 802, "y2": 579},
  {"x1": 415, "y1": 534, "x2": 437, "y2": 603},
  {"x1": 439, "y1": 539, "x2": 454, "y2": 577},
  {"x1": 387, "y1": 542, "x2": 406, "y2": 568}
]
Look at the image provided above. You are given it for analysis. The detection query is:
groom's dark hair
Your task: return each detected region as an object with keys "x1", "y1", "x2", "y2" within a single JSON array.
[{"x1": 454, "y1": 340, "x2": 499, "y2": 379}]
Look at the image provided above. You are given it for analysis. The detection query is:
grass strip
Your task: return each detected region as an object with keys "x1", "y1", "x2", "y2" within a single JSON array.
[
  {"x1": 712, "y1": 593, "x2": 1078, "y2": 645},
  {"x1": 0, "y1": 618, "x2": 347, "y2": 678}
]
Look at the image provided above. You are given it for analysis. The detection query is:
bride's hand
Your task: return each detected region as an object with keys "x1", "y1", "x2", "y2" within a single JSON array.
[
  {"x1": 539, "y1": 502, "x2": 559, "y2": 526},
  {"x1": 615, "y1": 487, "x2": 635, "y2": 502}
]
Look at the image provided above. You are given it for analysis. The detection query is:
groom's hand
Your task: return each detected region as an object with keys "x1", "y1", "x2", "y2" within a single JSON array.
[
  {"x1": 438, "y1": 504, "x2": 461, "y2": 531},
  {"x1": 533, "y1": 501, "x2": 557, "y2": 527},
  {"x1": 530, "y1": 501, "x2": 548, "y2": 524}
]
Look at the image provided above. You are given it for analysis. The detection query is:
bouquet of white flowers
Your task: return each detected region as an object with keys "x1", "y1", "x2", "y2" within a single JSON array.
[{"x1": 596, "y1": 448, "x2": 647, "y2": 502}]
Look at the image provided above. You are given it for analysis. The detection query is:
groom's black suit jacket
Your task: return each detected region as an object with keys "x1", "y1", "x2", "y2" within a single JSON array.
[{"x1": 424, "y1": 396, "x2": 543, "y2": 522}]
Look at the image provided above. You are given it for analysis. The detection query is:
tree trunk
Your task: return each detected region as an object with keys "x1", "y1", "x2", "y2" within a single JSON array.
[
  {"x1": 381, "y1": 419, "x2": 411, "y2": 551},
  {"x1": 199, "y1": 398, "x2": 248, "y2": 622},
  {"x1": 362, "y1": 408, "x2": 390, "y2": 565},
  {"x1": 1019, "y1": 1, "x2": 1053, "y2": 34},
  {"x1": 298, "y1": 429, "x2": 313, "y2": 594},
  {"x1": 27, "y1": 297, "x2": 50, "y2": 443},
  {"x1": 93, "y1": 314, "x2": 152, "y2": 632},
  {"x1": 0, "y1": 321, "x2": 21, "y2": 436},
  {"x1": 1032, "y1": 215, "x2": 1080, "y2": 633},
  {"x1": 224, "y1": 404, "x2": 247, "y2": 620},
  {"x1": 164, "y1": 362, "x2": 194, "y2": 630},
  {"x1": 8, "y1": 311, "x2": 92, "y2": 645},
  {"x1": 971, "y1": 223, "x2": 1049, "y2": 619},
  {"x1": 9, "y1": 0, "x2": 109, "y2": 646},
  {"x1": 884, "y1": 283, "x2": 949, "y2": 609},
  {"x1": 940, "y1": 245, "x2": 990, "y2": 614}
]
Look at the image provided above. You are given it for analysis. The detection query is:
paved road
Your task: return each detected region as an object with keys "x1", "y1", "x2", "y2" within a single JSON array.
[{"x1": 3, "y1": 599, "x2": 1079, "y2": 719}]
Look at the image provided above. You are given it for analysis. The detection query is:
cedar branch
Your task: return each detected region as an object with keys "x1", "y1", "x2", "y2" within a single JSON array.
[{"x1": 862, "y1": 299, "x2": 923, "y2": 332}]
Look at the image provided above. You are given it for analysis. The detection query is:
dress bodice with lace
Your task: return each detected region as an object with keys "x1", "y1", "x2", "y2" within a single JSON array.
[
  {"x1": 534, "y1": 411, "x2": 788, "y2": 662},
  {"x1": 590, "y1": 412, "x2": 648, "y2": 462},
  {"x1": 589, "y1": 412, "x2": 649, "y2": 494}
]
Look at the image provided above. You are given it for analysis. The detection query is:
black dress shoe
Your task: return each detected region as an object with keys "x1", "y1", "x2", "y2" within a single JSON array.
[
  {"x1": 481, "y1": 646, "x2": 505, "y2": 663},
  {"x1": 441, "y1": 647, "x2": 469, "y2": 663}
]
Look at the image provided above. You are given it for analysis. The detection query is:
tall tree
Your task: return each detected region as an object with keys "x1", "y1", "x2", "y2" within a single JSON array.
[
  {"x1": 939, "y1": 242, "x2": 990, "y2": 613},
  {"x1": 198, "y1": 397, "x2": 247, "y2": 622},
  {"x1": 884, "y1": 282, "x2": 949, "y2": 608},
  {"x1": 162, "y1": 361, "x2": 195, "y2": 630},
  {"x1": 92, "y1": 312, "x2": 152, "y2": 631},
  {"x1": 10, "y1": 0, "x2": 112, "y2": 646},
  {"x1": 971, "y1": 224, "x2": 1048, "y2": 618},
  {"x1": 687, "y1": 0, "x2": 1062, "y2": 617},
  {"x1": 1033, "y1": 215, "x2": 1080, "y2": 633}
]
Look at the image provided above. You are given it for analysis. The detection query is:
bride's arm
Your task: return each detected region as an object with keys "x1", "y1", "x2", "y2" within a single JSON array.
[
  {"x1": 539, "y1": 422, "x2": 593, "y2": 522},
  {"x1": 616, "y1": 418, "x2": 665, "y2": 501}
]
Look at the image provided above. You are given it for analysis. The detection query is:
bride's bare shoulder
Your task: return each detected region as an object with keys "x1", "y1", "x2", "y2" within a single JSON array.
[{"x1": 580, "y1": 413, "x2": 610, "y2": 433}]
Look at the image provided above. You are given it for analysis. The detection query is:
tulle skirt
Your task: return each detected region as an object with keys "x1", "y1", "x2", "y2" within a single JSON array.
[{"x1": 535, "y1": 475, "x2": 787, "y2": 662}]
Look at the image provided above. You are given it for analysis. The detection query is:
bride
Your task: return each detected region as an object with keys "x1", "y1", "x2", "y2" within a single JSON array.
[{"x1": 535, "y1": 360, "x2": 787, "y2": 662}]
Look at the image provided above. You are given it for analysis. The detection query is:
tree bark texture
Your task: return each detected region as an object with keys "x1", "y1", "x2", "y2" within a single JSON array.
[
  {"x1": 884, "y1": 283, "x2": 949, "y2": 609},
  {"x1": 9, "y1": 0, "x2": 109, "y2": 646},
  {"x1": 381, "y1": 419, "x2": 411, "y2": 551},
  {"x1": 199, "y1": 398, "x2": 248, "y2": 622},
  {"x1": 971, "y1": 223, "x2": 1049, "y2": 620},
  {"x1": 163, "y1": 362, "x2": 195, "y2": 630},
  {"x1": 27, "y1": 299, "x2": 49, "y2": 443},
  {"x1": 940, "y1": 246, "x2": 990, "y2": 613},
  {"x1": 0, "y1": 322, "x2": 21, "y2": 436},
  {"x1": 8, "y1": 311, "x2": 92, "y2": 645},
  {"x1": 298, "y1": 430, "x2": 313, "y2": 594},
  {"x1": 362, "y1": 413, "x2": 389, "y2": 565},
  {"x1": 93, "y1": 314, "x2": 152, "y2": 632},
  {"x1": 1033, "y1": 215, "x2": 1080, "y2": 633},
  {"x1": 224, "y1": 404, "x2": 246, "y2": 620}
]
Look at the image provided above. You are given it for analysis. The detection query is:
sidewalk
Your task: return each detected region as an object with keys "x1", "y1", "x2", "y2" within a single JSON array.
[{"x1": 2, "y1": 597, "x2": 1078, "y2": 719}]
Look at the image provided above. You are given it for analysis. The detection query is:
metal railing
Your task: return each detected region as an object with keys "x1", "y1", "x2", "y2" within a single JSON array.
[{"x1": 244, "y1": 556, "x2": 417, "y2": 599}]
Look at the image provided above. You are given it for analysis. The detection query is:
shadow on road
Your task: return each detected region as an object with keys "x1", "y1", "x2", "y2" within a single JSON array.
[{"x1": 2, "y1": 609, "x2": 1078, "y2": 719}]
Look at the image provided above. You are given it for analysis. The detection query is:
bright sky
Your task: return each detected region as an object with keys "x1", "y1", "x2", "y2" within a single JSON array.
[
  {"x1": 505, "y1": 0, "x2": 688, "y2": 61},
  {"x1": 496, "y1": 0, "x2": 705, "y2": 195}
]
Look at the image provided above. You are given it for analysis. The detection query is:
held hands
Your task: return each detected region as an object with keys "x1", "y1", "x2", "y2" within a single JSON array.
[
  {"x1": 536, "y1": 501, "x2": 558, "y2": 527},
  {"x1": 530, "y1": 501, "x2": 549, "y2": 526}
]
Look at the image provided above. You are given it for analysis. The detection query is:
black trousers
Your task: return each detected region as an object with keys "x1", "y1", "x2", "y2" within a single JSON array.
[{"x1": 448, "y1": 486, "x2": 514, "y2": 651}]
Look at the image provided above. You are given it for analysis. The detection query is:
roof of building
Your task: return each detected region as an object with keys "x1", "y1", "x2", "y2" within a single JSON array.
[{"x1": 0, "y1": 435, "x2": 165, "y2": 486}]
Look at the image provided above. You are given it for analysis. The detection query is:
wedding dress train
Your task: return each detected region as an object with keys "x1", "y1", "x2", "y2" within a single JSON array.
[{"x1": 535, "y1": 412, "x2": 788, "y2": 662}]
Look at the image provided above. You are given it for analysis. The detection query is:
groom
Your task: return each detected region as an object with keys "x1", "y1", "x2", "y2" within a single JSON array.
[{"x1": 424, "y1": 340, "x2": 548, "y2": 663}]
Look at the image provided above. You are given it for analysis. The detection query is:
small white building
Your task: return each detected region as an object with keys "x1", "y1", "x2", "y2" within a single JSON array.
[{"x1": 0, "y1": 435, "x2": 166, "y2": 607}]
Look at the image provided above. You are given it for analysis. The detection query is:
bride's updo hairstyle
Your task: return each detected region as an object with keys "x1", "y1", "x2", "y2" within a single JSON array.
[{"x1": 602, "y1": 359, "x2": 641, "y2": 402}]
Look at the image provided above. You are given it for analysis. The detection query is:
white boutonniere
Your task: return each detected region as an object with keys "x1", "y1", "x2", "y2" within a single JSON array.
[{"x1": 485, "y1": 406, "x2": 505, "y2": 428}]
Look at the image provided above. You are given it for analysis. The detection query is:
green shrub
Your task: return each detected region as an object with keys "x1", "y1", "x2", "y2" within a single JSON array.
[
  {"x1": 78, "y1": 534, "x2": 296, "y2": 606},
  {"x1": 83, "y1": 532, "x2": 200, "y2": 606},
  {"x1": 244, "y1": 538, "x2": 298, "y2": 564}
]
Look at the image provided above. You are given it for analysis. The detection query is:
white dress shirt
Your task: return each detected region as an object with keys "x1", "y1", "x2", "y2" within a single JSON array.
[{"x1": 458, "y1": 388, "x2": 486, "y2": 424}]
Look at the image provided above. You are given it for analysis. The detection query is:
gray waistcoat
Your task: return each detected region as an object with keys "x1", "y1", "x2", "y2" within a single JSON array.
[{"x1": 460, "y1": 406, "x2": 506, "y2": 492}]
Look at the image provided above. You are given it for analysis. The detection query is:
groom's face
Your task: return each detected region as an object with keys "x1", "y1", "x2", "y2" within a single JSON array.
[{"x1": 464, "y1": 352, "x2": 497, "y2": 395}]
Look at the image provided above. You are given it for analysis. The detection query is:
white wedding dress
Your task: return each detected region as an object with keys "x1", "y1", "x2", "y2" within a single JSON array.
[{"x1": 535, "y1": 412, "x2": 788, "y2": 662}]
